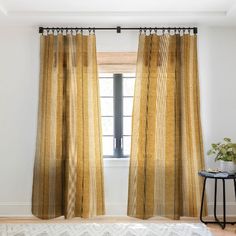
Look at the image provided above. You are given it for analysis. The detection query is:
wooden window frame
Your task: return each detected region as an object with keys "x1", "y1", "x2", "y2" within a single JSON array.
[{"x1": 97, "y1": 52, "x2": 137, "y2": 73}]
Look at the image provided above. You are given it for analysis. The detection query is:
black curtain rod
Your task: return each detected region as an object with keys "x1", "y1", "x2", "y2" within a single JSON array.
[{"x1": 39, "y1": 26, "x2": 198, "y2": 34}]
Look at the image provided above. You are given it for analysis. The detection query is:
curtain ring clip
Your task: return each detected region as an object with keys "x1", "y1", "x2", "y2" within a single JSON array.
[
  {"x1": 144, "y1": 27, "x2": 147, "y2": 35},
  {"x1": 139, "y1": 28, "x2": 142, "y2": 35}
]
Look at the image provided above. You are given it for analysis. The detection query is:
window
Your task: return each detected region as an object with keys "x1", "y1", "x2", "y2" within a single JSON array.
[{"x1": 99, "y1": 73, "x2": 135, "y2": 158}]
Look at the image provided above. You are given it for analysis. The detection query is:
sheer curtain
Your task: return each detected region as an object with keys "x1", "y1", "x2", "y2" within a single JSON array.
[
  {"x1": 128, "y1": 33, "x2": 207, "y2": 219},
  {"x1": 32, "y1": 33, "x2": 105, "y2": 219}
]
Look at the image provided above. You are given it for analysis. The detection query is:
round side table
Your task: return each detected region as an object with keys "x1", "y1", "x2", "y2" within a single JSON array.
[{"x1": 198, "y1": 171, "x2": 236, "y2": 229}]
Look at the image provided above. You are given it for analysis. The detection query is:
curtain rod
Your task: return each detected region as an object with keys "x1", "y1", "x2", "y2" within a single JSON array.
[{"x1": 39, "y1": 26, "x2": 198, "y2": 34}]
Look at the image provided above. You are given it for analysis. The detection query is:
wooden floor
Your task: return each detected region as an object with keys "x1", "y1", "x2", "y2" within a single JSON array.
[{"x1": 0, "y1": 216, "x2": 235, "y2": 235}]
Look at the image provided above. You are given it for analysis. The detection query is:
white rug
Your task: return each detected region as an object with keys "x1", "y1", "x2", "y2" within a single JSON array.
[{"x1": 0, "y1": 223, "x2": 212, "y2": 236}]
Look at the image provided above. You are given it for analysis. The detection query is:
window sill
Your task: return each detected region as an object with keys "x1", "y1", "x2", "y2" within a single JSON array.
[{"x1": 103, "y1": 157, "x2": 130, "y2": 168}]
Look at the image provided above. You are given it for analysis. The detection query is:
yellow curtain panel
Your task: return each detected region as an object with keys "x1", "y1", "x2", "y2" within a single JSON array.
[
  {"x1": 128, "y1": 33, "x2": 207, "y2": 219},
  {"x1": 32, "y1": 33, "x2": 105, "y2": 219}
]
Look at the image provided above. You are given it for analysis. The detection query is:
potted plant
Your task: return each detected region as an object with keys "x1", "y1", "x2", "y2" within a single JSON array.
[{"x1": 207, "y1": 137, "x2": 236, "y2": 174}]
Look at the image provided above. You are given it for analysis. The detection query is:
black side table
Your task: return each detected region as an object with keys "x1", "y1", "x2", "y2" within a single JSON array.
[{"x1": 198, "y1": 171, "x2": 236, "y2": 229}]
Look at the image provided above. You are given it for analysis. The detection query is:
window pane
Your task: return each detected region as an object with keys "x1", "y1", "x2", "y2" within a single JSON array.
[
  {"x1": 99, "y1": 78, "x2": 113, "y2": 96},
  {"x1": 123, "y1": 97, "x2": 133, "y2": 116},
  {"x1": 100, "y1": 98, "x2": 113, "y2": 116},
  {"x1": 123, "y1": 78, "x2": 135, "y2": 96},
  {"x1": 123, "y1": 136, "x2": 131, "y2": 156},
  {"x1": 102, "y1": 136, "x2": 114, "y2": 155},
  {"x1": 123, "y1": 117, "x2": 132, "y2": 135},
  {"x1": 102, "y1": 117, "x2": 113, "y2": 135}
]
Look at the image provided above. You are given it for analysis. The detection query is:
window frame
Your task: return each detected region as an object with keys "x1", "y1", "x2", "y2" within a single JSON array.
[{"x1": 98, "y1": 52, "x2": 136, "y2": 159}]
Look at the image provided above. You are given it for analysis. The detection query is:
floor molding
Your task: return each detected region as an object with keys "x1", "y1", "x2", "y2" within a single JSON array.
[
  {"x1": 0, "y1": 202, "x2": 31, "y2": 217},
  {"x1": 208, "y1": 202, "x2": 236, "y2": 216},
  {"x1": 0, "y1": 202, "x2": 235, "y2": 217},
  {"x1": 0, "y1": 202, "x2": 127, "y2": 217}
]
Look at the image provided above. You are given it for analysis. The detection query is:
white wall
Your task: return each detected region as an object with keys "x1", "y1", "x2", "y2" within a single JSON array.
[
  {"x1": 198, "y1": 27, "x2": 236, "y2": 215},
  {"x1": 0, "y1": 27, "x2": 39, "y2": 215},
  {"x1": 0, "y1": 26, "x2": 236, "y2": 217}
]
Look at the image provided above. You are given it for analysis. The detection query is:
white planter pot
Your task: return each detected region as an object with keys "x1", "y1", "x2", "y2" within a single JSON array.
[{"x1": 219, "y1": 160, "x2": 236, "y2": 174}]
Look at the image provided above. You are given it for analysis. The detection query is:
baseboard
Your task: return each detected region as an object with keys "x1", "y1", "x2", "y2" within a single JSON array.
[
  {"x1": 0, "y1": 202, "x2": 235, "y2": 217},
  {"x1": 0, "y1": 202, "x2": 127, "y2": 217},
  {"x1": 105, "y1": 203, "x2": 127, "y2": 215},
  {"x1": 208, "y1": 202, "x2": 236, "y2": 216},
  {"x1": 0, "y1": 202, "x2": 32, "y2": 217}
]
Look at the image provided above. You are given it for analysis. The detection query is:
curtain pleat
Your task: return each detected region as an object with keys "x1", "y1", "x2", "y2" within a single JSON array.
[
  {"x1": 32, "y1": 33, "x2": 105, "y2": 219},
  {"x1": 128, "y1": 34, "x2": 207, "y2": 219}
]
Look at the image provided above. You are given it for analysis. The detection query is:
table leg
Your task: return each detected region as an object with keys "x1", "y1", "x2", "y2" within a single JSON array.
[
  {"x1": 200, "y1": 177, "x2": 207, "y2": 223},
  {"x1": 214, "y1": 179, "x2": 218, "y2": 220},
  {"x1": 222, "y1": 179, "x2": 226, "y2": 229},
  {"x1": 213, "y1": 178, "x2": 223, "y2": 228},
  {"x1": 234, "y1": 178, "x2": 236, "y2": 200}
]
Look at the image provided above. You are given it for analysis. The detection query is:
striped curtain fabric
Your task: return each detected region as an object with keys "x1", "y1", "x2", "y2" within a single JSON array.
[
  {"x1": 128, "y1": 33, "x2": 207, "y2": 219},
  {"x1": 32, "y1": 33, "x2": 105, "y2": 219}
]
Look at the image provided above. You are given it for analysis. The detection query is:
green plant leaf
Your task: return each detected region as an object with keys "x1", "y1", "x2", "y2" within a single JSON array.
[
  {"x1": 211, "y1": 143, "x2": 217, "y2": 148},
  {"x1": 224, "y1": 137, "x2": 231, "y2": 142},
  {"x1": 221, "y1": 148, "x2": 226, "y2": 154}
]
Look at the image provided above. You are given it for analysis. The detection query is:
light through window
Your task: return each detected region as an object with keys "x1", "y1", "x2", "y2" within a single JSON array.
[{"x1": 99, "y1": 73, "x2": 135, "y2": 158}]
